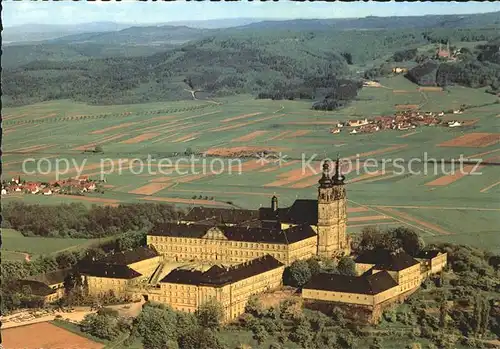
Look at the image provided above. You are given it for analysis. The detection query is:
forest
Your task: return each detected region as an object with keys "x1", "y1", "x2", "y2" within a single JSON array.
[
  {"x1": 2, "y1": 202, "x2": 182, "y2": 238},
  {"x1": 3, "y1": 26, "x2": 500, "y2": 108}
]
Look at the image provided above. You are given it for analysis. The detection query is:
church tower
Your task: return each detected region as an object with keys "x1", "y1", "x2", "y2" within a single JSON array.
[{"x1": 316, "y1": 156, "x2": 350, "y2": 258}]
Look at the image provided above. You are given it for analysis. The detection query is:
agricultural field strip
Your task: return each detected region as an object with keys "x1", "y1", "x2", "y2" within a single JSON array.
[
  {"x1": 231, "y1": 130, "x2": 269, "y2": 143},
  {"x1": 439, "y1": 133, "x2": 500, "y2": 148},
  {"x1": 374, "y1": 205, "x2": 500, "y2": 211},
  {"x1": 151, "y1": 132, "x2": 182, "y2": 144},
  {"x1": 348, "y1": 199, "x2": 438, "y2": 236},
  {"x1": 348, "y1": 172, "x2": 403, "y2": 185},
  {"x1": 209, "y1": 114, "x2": 285, "y2": 132},
  {"x1": 89, "y1": 109, "x2": 220, "y2": 136},
  {"x1": 141, "y1": 121, "x2": 211, "y2": 138},
  {"x1": 348, "y1": 222, "x2": 397, "y2": 228},
  {"x1": 90, "y1": 122, "x2": 139, "y2": 134},
  {"x1": 268, "y1": 131, "x2": 293, "y2": 141},
  {"x1": 480, "y1": 180, "x2": 500, "y2": 193},
  {"x1": 264, "y1": 145, "x2": 408, "y2": 188},
  {"x1": 141, "y1": 196, "x2": 232, "y2": 207},
  {"x1": 221, "y1": 112, "x2": 263, "y2": 123},
  {"x1": 73, "y1": 133, "x2": 130, "y2": 151},
  {"x1": 170, "y1": 132, "x2": 200, "y2": 143},
  {"x1": 2, "y1": 322, "x2": 104, "y2": 349},
  {"x1": 377, "y1": 207, "x2": 453, "y2": 235},
  {"x1": 425, "y1": 164, "x2": 486, "y2": 186},
  {"x1": 120, "y1": 132, "x2": 163, "y2": 144},
  {"x1": 129, "y1": 182, "x2": 172, "y2": 195}
]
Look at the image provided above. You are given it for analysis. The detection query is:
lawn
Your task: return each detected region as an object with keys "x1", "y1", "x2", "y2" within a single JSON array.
[
  {"x1": 1, "y1": 228, "x2": 111, "y2": 260},
  {"x1": 2, "y1": 77, "x2": 499, "y2": 251}
]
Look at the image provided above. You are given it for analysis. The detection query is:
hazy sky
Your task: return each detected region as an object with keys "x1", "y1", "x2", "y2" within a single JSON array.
[{"x1": 3, "y1": 1, "x2": 500, "y2": 27}]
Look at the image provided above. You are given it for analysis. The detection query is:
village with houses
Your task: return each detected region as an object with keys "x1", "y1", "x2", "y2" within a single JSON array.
[
  {"x1": 331, "y1": 107, "x2": 469, "y2": 135},
  {"x1": 1, "y1": 175, "x2": 103, "y2": 197}
]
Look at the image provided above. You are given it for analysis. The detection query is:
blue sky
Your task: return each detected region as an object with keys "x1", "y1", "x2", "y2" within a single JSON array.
[{"x1": 3, "y1": 1, "x2": 500, "y2": 27}]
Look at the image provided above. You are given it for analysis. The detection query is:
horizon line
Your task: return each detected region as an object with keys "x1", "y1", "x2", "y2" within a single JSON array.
[{"x1": 4, "y1": 10, "x2": 500, "y2": 29}]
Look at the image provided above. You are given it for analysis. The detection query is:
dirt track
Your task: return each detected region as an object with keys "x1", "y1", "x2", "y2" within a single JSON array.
[
  {"x1": 141, "y1": 196, "x2": 232, "y2": 207},
  {"x1": 171, "y1": 133, "x2": 200, "y2": 143},
  {"x1": 377, "y1": 207, "x2": 452, "y2": 235},
  {"x1": 480, "y1": 180, "x2": 500, "y2": 193},
  {"x1": 348, "y1": 215, "x2": 390, "y2": 222},
  {"x1": 221, "y1": 112, "x2": 262, "y2": 123}
]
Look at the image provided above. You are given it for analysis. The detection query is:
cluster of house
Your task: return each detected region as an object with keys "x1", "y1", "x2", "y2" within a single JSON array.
[
  {"x1": 1, "y1": 176, "x2": 99, "y2": 196},
  {"x1": 17, "y1": 160, "x2": 448, "y2": 323},
  {"x1": 330, "y1": 108, "x2": 467, "y2": 135}
]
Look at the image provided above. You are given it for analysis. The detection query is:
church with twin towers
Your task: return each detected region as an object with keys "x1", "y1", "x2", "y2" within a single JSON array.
[{"x1": 147, "y1": 156, "x2": 351, "y2": 264}]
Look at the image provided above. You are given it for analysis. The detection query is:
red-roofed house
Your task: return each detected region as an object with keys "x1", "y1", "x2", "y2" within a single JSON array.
[
  {"x1": 83, "y1": 182, "x2": 96, "y2": 191},
  {"x1": 78, "y1": 175, "x2": 89, "y2": 182},
  {"x1": 25, "y1": 182, "x2": 40, "y2": 194}
]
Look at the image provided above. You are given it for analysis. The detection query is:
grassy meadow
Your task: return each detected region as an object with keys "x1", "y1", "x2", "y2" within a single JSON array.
[
  {"x1": 1, "y1": 228, "x2": 111, "y2": 260},
  {"x1": 2, "y1": 75, "x2": 499, "y2": 254}
]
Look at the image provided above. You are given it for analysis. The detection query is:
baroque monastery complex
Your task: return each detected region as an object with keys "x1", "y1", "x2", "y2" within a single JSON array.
[{"x1": 23, "y1": 158, "x2": 447, "y2": 322}]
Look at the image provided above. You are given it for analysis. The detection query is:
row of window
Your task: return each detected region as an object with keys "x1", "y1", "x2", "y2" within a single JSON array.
[
  {"x1": 150, "y1": 237, "x2": 287, "y2": 250},
  {"x1": 309, "y1": 291, "x2": 370, "y2": 302}
]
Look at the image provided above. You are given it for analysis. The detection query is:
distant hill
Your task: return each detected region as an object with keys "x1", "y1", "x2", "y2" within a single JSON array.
[
  {"x1": 238, "y1": 12, "x2": 500, "y2": 31},
  {"x1": 45, "y1": 25, "x2": 218, "y2": 46},
  {"x1": 2, "y1": 22, "x2": 132, "y2": 44},
  {"x1": 2, "y1": 25, "x2": 217, "y2": 69},
  {"x1": 163, "y1": 18, "x2": 268, "y2": 29},
  {"x1": 3, "y1": 12, "x2": 500, "y2": 107},
  {"x1": 2, "y1": 28, "x2": 428, "y2": 106}
]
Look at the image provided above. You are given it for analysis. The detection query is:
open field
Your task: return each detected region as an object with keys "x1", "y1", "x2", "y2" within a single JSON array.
[
  {"x1": 3, "y1": 76, "x2": 500, "y2": 251},
  {"x1": 1, "y1": 228, "x2": 110, "y2": 261},
  {"x1": 438, "y1": 132, "x2": 500, "y2": 148},
  {"x1": 2, "y1": 322, "x2": 105, "y2": 349}
]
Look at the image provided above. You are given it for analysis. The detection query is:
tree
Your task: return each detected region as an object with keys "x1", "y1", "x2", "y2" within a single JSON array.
[
  {"x1": 480, "y1": 298, "x2": 491, "y2": 335},
  {"x1": 56, "y1": 251, "x2": 78, "y2": 269},
  {"x1": 473, "y1": 295, "x2": 483, "y2": 335},
  {"x1": 331, "y1": 307, "x2": 347, "y2": 327},
  {"x1": 388, "y1": 227, "x2": 424, "y2": 256},
  {"x1": 306, "y1": 258, "x2": 321, "y2": 276},
  {"x1": 133, "y1": 302, "x2": 178, "y2": 349},
  {"x1": 80, "y1": 312, "x2": 121, "y2": 340},
  {"x1": 245, "y1": 296, "x2": 264, "y2": 318},
  {"x1": 252, "y1": 324, "x2": 268, "y2": 345},
  {"x1": 337, "y1": 257, "x2": 356, "y2": 276},
  {"x1": 196, "y1": 299, "x2": 224, "y2": 330},
  {"x1": 439, "y1": 301, "x2": 448, "y2": 329},
  {"x1": 289, "y1": 319, "x2": 313, "y2": 348},
  {"x1": 94, "y1": 145, "x2": 103, "y2": 153},
  {"x1": 179, "y1": 328, "x2": 224, "y2": 349},
  {"x1": 185, "y1": 147, "x2": 194, "y2": 156},
  {"x1": 176, "y1": 311, "x2": 198, "y2": 338},
  {"x1": 393, "y1": 48, "x2": 418, "y2": 62},
  {"x1": 369, "y1": 337, "x2": 384, "y2": 349},
  {"x1": 283, "y1": 260, "x2": 312, "y2": 287},
  {"x1": 341, "y1": 52, "x2": 353, "y2": 65},
  {"x1": 336, "y1": 331, "x2": 357, "y2": 349}
]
